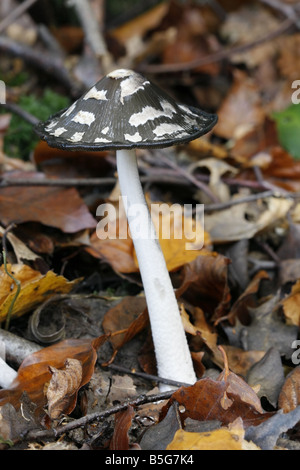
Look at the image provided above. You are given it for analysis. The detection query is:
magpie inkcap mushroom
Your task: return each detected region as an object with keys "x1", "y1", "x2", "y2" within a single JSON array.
[
  {"x1": 35, "y1": 69, "x2": 217, "y2": 391},
  {"x1": 35, "y1": 68, "x2": 217, "y2": 150}
]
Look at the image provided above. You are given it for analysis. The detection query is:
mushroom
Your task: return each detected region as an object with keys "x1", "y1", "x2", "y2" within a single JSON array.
[{"x1": 35, "y1": 69, "x2": 217, "y2": 391}]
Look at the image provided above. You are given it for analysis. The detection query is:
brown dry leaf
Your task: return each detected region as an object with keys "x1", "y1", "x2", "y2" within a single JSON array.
[
  {"x1": 187, "y1": 137, "x2": 228, "y2": 159},
  {"x1": 178, "y1": 253, "x2": 231, "y2": 321},
  {"x1": 281, "y1": 280, "x2": 300, "y2": 326},
  {"x1": 218, "y1": 347, "x2": 264, "y2": 414},
  {"x1": 220, "y1": 4, "x2": 280, "y2": 67},
  {"x1": 0, "y1": 174, "x2": 96, "y2": 233},
  {"x1": 157, "y1": 1, "x2": 221, "y2": 75},
  {"x1": 51, "y1": 26, "x2": 84, "y2": 53},
  {"x1": 167, "y1": 419, "x2": 260, "y2": 450},
  {"x1": 190, "y1": 158, "x2": 238, "y2": 203},
  {"x1": 0, "y1": 264, "x2": 79, "y2": 322},
  {"x1": 225, "y1": 270, "x2": 270, "y2": 325},
  {"x1": 160, "y1": 375, "x2": 272, "y2": 428},
  {"x1": 89, "y1": 217, "x2": 137, "y2": 274},
  {"x1": 0, "y1": 335, "x2": 108, "y2": 416},
  {"x1": 204, "y1": 196, "x2": 293, "y2": 243},
  {"x1": 110, "y1": 2, "x2": 169, "y2": 42},
  {"x1": 108, "y1": 375, "x2": 137, "y2": 405},
  {"x1": 102, "y1": 296, "x2": 148, "y2": 364},
  {"x1": 0, "y1": 226, "x2": 39, "y2": 263},
  {"x1": 214, "y1": 70, "x2": 265, "y2": 141},
  {"x1": 277, "y1": 33, "x2": 300, "y2": 80},
  {"x1": 262, "y1": 147, "x2": 300, "y2": 185},
  {"x1": 180, "y1": 304, "x2": 222, "y2": 367},
  {"x1": 278, "y1": 367, "x2": 300, "y2": 413},
  {"x1": 161, "y1": 346, "x2": 270, "y2": 427},
  {"x1": 46, "y1": 358, "x2": 83, "y2": 420},
  {"x1": 222, "y1": 346, "x2": 266, "y2": 378},
  {"x1": 109, "y1": 405, "x2": 135, "y2": 450}
]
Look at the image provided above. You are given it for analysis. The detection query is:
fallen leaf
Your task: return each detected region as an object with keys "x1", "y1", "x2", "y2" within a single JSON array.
[
  {"x1": 220, "y1": 4, "x2": 280, "y2": 67},
  {"x1": 189, "y1": 157, "x2": 238, "y2": 203},
  {"x1": 167, "y1": 419, "x2": 260, "y2": 450},
  {"x1": 108, "y1": 375, "x2": 137, "y2": 405},
  {"x1": 0, "y1": 264, "x2": 79, "y2": 322},
  {"x1": 0, "y1": 173, "x2": 96, "y2": 233},
  {"x1": 46, "y1": 358, "x2": 83, "y2": 420},
  {"x1": 178, "y1": 253, "x2": 231, "y2": 321},
  {"x1": 160, "y1": 376, "x2": 271, "y2": 428},
  {"x1": 225, "y1": 294, "x2": 299, "y2": 359},
  {"x1": 0, "y1": 226, "x2": 39, "y2": 263},
  {"x1": 0, "y1": 335, "x2": 108, "y2": 417},
  {"x1": 281, "y1": 280, "x2": 300, "y2": 326},
  {"x1": 204, "y1": 195, "x2": 293, "y2": 243},
  {"x1": 102, "y1": 296, "x2": 148, "y2": 364},
  {"x1": 224, "y1": 270, "x2": 269, "y2": 325},
  {"x1": 246, "y1": 348, "x2": 285, "y2": 408},
  {"x1": 218, "y1": 346, "x2": 264, "y2": 414},
  {"x1": 140, "y1": 401, "x2": 181, "y2": 450},
  {"x1": 90, "y1": 196, "x2": 211, "y2": 273},
  {"x1": 110, "y1": 2, "x2": 169, "y2": 42},
  {"x1": 277, "y1": 33, "x2": 300, "y2": 81},
  {"x1": 214, "y1": 70, "x2": 265, "y2": 140},
  {"x1": 109, "y1": 405, "x2": 135, "y2": 450},
  {"x1": 278, "y1": 367, "x2": 300, "y2": 414},
  {"x1": 222, "y1": 346, "x2": 265, "y2": 378},
  {"x1": 245, "y1": 406, "x2": 300, "y2": 450}
]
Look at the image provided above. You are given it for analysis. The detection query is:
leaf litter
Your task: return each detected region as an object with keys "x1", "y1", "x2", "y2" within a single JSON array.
[{"x1": 0, "y1": 0, "x2": 300, "y2": 451}]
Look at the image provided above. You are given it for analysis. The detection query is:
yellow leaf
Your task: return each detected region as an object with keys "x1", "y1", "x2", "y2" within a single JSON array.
[
  {"x1": 0, "y1": 264, "x2": 79, "y2": 322},
  {"x1": 90, "y1": 196, "x2": 211, "y2": 273},
  {"x1": 167, "y1": 423, "x2": 260, "y2": 451},
  {"x1": 134, "y1": 199, "x2": 212, "y2": 272}
]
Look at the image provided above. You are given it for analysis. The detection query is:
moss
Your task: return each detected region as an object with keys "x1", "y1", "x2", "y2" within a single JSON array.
[{"x1": 2, "y1": 89, "x2": 70, "y2": 159}]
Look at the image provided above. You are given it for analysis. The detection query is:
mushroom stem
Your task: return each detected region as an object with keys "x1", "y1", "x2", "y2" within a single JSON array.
[{"x1": 116, "y1": 149, "x2": 197, "y2": 391}]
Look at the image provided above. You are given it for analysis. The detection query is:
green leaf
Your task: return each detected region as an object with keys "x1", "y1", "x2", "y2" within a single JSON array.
[{"x1": 272, "y1": 104, "x2": 300, "y2": 159}]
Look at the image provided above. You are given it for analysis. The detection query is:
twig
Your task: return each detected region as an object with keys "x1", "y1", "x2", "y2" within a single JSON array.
[
  {"x1": 0, "y1": 0, "x2": 40, "y2": 34},
  {"x1": 107, "y1": 363, "x2": 193, "y2": 388},
  {"x1": 0, "y1": 36, "x2": 84, "y2": 96},
  {"x1": 0, "y1": 102, "x2": 39, "y2": 126},
  {"x1": 158, "y1": 153, "x2": 219, "y2": 203},
  {"x1": 0, "y1": 174, "x2": 189, "y2": 188},
  {"x1": 259, "y1": 0, "x2": 300, "y2": 26},
  {"x1": 24, "y1": 389, "x2": 175, "y2": 441},
  {"x1": 202, "y1": 189, "x2": 289, "y2": 212},
  {"x1": 0, "y1": 329, "x2": 41, "y2": 367},
  {"x1": 67, "y1": 0, "x2": 112, "y2": 71},
  {"x1": 139, "y1": 17, "x2": 294, "y2": 74}
]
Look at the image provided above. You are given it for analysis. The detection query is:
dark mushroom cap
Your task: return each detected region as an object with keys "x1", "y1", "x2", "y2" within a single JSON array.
[{"x1": 35, "y1": 69, "x2": 217, "y2": 151}]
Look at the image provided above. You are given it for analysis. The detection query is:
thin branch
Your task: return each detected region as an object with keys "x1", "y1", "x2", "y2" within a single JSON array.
[
  {"x1": 67, "y1": 0, "x2": 112, "y2": 71},
  {"x1": 158, "y1": 153, "x2": 220, "y2": 203},
  {"x1": 0, "y1": 0, "x2": 40, "y2": 34},
  {"x1": 107, "y1": 363, "x2": 192, "y2": 388},
  {"x1": 139, "y1": 17, "x2": 294, "y2": 74},
  {"x1": 24, "y1": 389, "x2": 175, "y2": 441},
  {"x1": 202, "y1": 190, "x2": 295, "y2": 213},
  {"x1": 0, "y1": 102, "x2": 39, "y2": 126},
  {"x1": 259, "y1": 0, "x2": 300, "y2": 25},
  {"x1": 0, "y1": 173, "x2": 192, "y2": 188},
  {"x1": 0, "y1": 36, "x2": 84, "y2": 96}
]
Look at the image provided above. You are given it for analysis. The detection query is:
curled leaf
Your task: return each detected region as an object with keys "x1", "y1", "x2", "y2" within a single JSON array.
[{"x1": 46, "y1": 358, "x2": 83, "y2": 420}]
